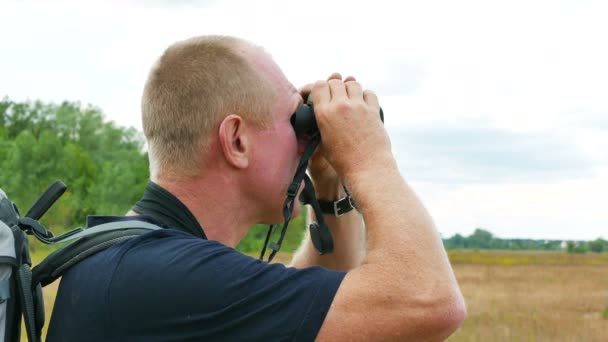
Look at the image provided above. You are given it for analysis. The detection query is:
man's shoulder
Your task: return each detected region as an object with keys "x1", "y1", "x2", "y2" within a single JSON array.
[
  {"x1": 51, "y1": 225, "x2": 346, "y2": 341},
  {"x1": 119, "y1": 226, "x2": 211, "y2": 248},
  {"x1": 59, "y1": 226, "x2": 233, "y2": 288},
  {"x1": 89, "y1": 227, "x2": 235, "y2": 272},
  {"x1": 112, "y1": 227, "x2": 264, "y2": 277}
]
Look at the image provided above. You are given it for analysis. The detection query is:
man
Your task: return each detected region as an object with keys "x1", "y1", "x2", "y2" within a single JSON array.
[{"x1": 48, "y1": 35, "x2": 466, "y2": 341}]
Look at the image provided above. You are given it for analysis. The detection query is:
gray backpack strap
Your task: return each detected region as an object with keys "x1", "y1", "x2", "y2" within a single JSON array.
[
  {"x1": 1, "y1": 221, "x2": 17, "y2": 342},
  {"x1": 32, "y1": 220, "x2": 161, "y2": 288},
  {"x1": 51, "y1": 220, "x2": 162, "y2": 244},
  {"x1": 0, "y1": 279, "x2": 10, "y2": 301},
  {"x1": 17, "y1": 262, "x2": 38, "y2": 342}
]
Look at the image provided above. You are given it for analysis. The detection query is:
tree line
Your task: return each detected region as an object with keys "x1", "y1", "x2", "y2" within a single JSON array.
[
  {"x1": 444, "y1": 228, "x2": 608, "y2": 253},
  {"x1": 0, "y1": 98, "x2": 304, "y2": 254}
]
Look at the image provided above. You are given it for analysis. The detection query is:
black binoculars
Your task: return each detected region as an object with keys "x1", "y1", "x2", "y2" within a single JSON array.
[{"x1": 291, "y1": 103, "x2": 384, "y2": 136}]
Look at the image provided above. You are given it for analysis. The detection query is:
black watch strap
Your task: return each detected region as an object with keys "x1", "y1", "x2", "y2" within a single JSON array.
[{"x1": 318, "y1": 195, "x2": 357, "y2": 217}]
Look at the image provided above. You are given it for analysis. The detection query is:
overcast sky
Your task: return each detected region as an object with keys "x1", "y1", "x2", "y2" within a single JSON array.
[{"x1": 1, "y1": 0, "x2": 606, "y2": 240}]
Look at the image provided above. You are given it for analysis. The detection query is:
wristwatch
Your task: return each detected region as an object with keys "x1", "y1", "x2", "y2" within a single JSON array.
[{"x1": 318, "y1": 195, "x2": 357, "y2": 217}]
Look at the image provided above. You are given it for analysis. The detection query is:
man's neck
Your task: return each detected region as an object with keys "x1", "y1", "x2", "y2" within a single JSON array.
[{"x1": 154, "y1": 173, "x2": 253, "y2": 247}]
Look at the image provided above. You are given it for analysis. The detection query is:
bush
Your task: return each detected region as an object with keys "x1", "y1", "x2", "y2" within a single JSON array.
[{"x1": 236, "y1": 206, "x2": 307, "y2": 255}]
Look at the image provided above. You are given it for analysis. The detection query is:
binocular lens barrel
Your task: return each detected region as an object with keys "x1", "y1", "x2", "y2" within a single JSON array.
[{"x1": 290, "y1": 104, "x2": 384, "y2": 136}]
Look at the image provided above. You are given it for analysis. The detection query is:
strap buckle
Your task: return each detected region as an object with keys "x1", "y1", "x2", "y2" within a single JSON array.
[
  {"x1": 333, "y1": 195, "x2": 357, "y2": 217},
  {"x1": 348, "y1": 195, "x2": 357, "y2": 210}
]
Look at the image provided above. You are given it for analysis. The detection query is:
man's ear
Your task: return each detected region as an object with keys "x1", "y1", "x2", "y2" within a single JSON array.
[{"x1": 218, "y1": 114, "x2": 250, "y2": 169}]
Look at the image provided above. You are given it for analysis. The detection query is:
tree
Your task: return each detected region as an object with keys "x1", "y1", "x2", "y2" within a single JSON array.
[
  {"x1": 589, "y1": 238, "x2": 606, "y2": 253},
  {"x1": 469, "y1": 228, "x2": 493, "y2": 249},
  {"x1": 0, "y1": 98, "x2": 149, "y2": 231}
]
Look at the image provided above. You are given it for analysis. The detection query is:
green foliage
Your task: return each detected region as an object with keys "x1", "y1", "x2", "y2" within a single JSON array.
[
  {"x1": 236, "y1": 206, "x2": 307, "y2": 255},
  {"x1": 566, "y1": 241, "x2": 576, "y2": 253},
  {"x1": 565, "y1": 239, "x2": 608, "y2": 254},
  {"x1": 565, "y1": 241, "x2": 587, "y2": 254},
  {"x1": 589, "y1": 238, "x2": 607, "y2": 253},
  {"x1": 443, "y1": 227, "x2": 605, "y2": 253},
  {"x1": 0, "y1": 98, "x2": 149, "y2": 232}
]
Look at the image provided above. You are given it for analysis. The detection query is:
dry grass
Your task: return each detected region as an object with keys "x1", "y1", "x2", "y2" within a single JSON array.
[
  {"x1": 447, "y1": 250, "x2": 608, "y2": 342},
  {"x1": 27, "y1": 250, "x2": 608, "y2": 341}
]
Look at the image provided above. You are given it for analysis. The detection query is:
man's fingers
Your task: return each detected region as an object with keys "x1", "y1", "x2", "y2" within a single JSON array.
[
  {"x1": 308, "y1": 73, "x2": 355, "y2": 103},
  {"x1": 299, "y1": 83, "x2": 313, "y2": 102},
  {"x1": 345, "y1": 81, "x2": 363, "y2": 99},
  {"x1": 328, "y1": 79, "x2": 347, "y2": 100},
  {"x1": 326, "y1": 73, "x2": 356, "y2": 82},
  {"x1": 363, "y1": 89, "x2": 379, "y2": 109},
  {"x1": 327, "y1": 72, "x2": 342, "y2": 81},
  {"x1": 312, "y1": 80, "x2": 331, "y2": 106}
]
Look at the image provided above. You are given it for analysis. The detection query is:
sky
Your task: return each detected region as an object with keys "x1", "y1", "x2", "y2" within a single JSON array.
[{"x1": 1, "y1": 0, "x2": 606, "y2": 240}]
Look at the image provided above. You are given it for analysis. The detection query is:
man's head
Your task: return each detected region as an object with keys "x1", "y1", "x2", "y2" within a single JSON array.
[
  {"x1": 142, "y1": 35, "x2": 277, "y2": 180},
  {"x1": 141, "y1": 35, "x2": 304, "y2": 225}
]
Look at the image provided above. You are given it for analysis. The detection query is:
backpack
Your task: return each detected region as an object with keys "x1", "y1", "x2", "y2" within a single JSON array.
[{"x1": 0, "y1": 181, "x2": 160, "y2": 342}]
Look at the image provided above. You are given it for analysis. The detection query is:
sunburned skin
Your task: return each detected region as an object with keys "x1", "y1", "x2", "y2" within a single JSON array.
[{"x1": 238, "y1": 43, "x2": 307, "y2": 220}]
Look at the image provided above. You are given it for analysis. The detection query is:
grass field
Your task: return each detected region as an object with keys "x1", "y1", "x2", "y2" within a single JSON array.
[
  {"x1": 27, "y1": 250, "x2": 608, "y2": 341},
  {"x1": 446, "y1": 250, "x2": 608, "y2": 341}
]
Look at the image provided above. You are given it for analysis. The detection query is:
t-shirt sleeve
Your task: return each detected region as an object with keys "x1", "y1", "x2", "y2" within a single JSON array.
[{"x1": 107, "y1": 231, "x2": 346, "y2": 341}]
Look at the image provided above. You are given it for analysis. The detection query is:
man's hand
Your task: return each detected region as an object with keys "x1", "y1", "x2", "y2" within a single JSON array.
[
  {"x1": 290, "y1": 73, "x2": 366, "y2": 271},
  {"x1": 308, "y1": 74, "x2": 390, "y2": 189},
  {"x1": 298, "y1": 72, "x2": 353, "y2": 194}
]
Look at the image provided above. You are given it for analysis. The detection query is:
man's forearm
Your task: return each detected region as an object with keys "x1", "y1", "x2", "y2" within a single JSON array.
[
  {"x1": 317, "y1": 156, "x2": 466, "y2": 341},
  {"x1": 290, "y1": 209, "x2": 365, "y2": 270},
  {"x1": 290, "y1": 181, "x2": 366, "y2": 270},
  {"x1": 347, "y1": 154, "x2": 463, "y2": 313}
]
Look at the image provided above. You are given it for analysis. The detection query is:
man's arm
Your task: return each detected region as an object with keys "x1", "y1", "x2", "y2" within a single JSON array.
[
  {"x1": 310, "y1": 79, "x2": 466, "y2": 341},
  {"x1": 290, "y1": 178, "x2": 366, "y2": 271}
]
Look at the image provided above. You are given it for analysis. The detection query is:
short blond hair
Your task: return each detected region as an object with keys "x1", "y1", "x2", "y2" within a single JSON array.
[{"x1": 142, "y1": 35, "x2": 276, "y2": 179}]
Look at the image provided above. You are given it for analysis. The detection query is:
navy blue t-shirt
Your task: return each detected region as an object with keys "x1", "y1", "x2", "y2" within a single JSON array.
[{"x1": 47, "y1": 228, "x2": 345, "y2": 341}]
